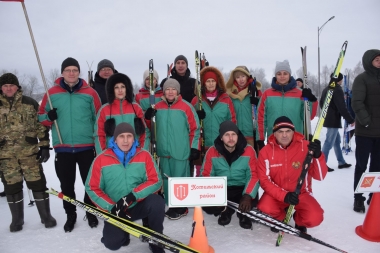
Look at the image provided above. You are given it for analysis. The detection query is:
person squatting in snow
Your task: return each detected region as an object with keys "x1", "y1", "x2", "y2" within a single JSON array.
[{"x1": 257, "y1": 116, "x2": 328, "y2": 233}]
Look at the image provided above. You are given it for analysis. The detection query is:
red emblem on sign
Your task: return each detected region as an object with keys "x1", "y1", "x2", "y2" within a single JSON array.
[
  {"x1": 174, "y1": 184, "x2": 188, "y2": 201},
  {"x1": 360, "y1": 177, "x2": 375, "y2": 188}
]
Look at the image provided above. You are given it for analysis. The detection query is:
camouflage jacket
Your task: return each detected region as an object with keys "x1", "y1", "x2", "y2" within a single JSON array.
[{"x1": 0, "y1": 90, "x2": 50, "y2": 159}]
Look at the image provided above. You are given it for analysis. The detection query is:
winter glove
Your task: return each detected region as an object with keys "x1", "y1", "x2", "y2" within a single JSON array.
[
  {"x1": 239, "y1": 194, "x2": 252, "y2": 213},
  {"x1": 47, "y1": 108, "x2": 58, "y2": 121},
  {"x1": 144, "y1": 107, "x2": 156, "y2": 120},
  {"x1": 284, "y1": 192, "x2": 299, "y2": 205},
  {"x1": 134, "y1": 118, "x2": 145, "y2": 135},
  {"x1": 308, "y1": 139, "x2": 322, "y2": 158},
  {"x1": 257, "y1": 140, "x2": 265, "y2": 151},
  {"x1": 111, "y1": 192, "x2": 136, "y2": 218},
  {"x1": 196, "y1": 109, "x2": 206, "y2": 120},
  {"x1": 189, "y1": 148, "x2": 200, "y2": 161},
  {"x1": 36, "y1": 146, "x2": 50, "y2": 163},
  {"x1": 104, "y1": 118, "x2": 116, "y2": 137},
  {"x1": 250, "y1": 96, "x2": 260, "y2": 106},
  {"x1": 301, "y1": 88, "x2": 317, "y2": 102}
]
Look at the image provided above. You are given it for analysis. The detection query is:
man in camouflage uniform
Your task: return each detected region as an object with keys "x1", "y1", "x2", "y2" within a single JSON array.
[{"x1": 0, "y1": 73, "x2": 56, "y2": 232}]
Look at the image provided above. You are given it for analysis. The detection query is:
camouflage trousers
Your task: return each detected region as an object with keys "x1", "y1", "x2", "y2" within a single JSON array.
[{"x1": 0, "y1": 155, "x2": 47, "y2": 195}]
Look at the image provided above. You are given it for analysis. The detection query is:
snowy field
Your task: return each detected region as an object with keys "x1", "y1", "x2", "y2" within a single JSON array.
[{"x1": 0, "y1": 118, "x2": 379, "y2": 253}]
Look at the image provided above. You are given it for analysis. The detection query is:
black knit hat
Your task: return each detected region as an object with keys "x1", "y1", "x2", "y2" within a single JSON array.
[
  {"x1": 61, "y1": 57, "x2": 80, "y2": 73},
  {"x1": 174, "y1": 55, "x2": 188, "y2": 66},
  {"x1": 330, "y1": 73, "x2": 343, "y2": 82},
  {"x1": 0, "y1": 73, "x2": 20, "y2": 88},
  {"x1": 113, "y1": 122, "x2": 135, "y2": 140},
  {"x1": 219, "y1": 120, "x2": 239, "y2": 138},
  {"x1": 296, "y1": 78, "x2": 303, "y2": 83},
  {"x1": 273, "y1": 116, "x2": 295, "y2": 132}
]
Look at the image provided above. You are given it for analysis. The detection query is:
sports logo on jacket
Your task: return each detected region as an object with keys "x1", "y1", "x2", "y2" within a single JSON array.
[
  {"x1": 174, "y1": 184, "x2": 188, "y2": 201},
  {"x1": 292, "y1": 161, "x2": 301, "y2": 170}
]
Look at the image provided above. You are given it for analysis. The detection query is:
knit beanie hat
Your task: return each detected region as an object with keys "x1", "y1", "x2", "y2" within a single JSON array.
[
  {"x1": 113, "y1": 122, "x2": 135, "y2": 140},
  {"x1": 273, "y1": 116, "x2": 295, "y2": 132},
  {"x1": 143, "y1": 69, "x2": 159, "y2": 83},
  {"x1": 203, "y1": 71, "x2": 218, "y2": 83},
  {"x1": 296, "y1": 78, "x2": 303, "y2": 83},
  {"x1": 97, "y1": 59, "x2": 115, "y2": 72},
  {"x1": 0, "y1": 73, "x2": 20, "y2": 88},
  {"x1": 163, "y1": 78, "x2": 180, "y2": 93},
  {"x1": 174, "y1": 55, "x2": 188, "y2": 66},
  {"x1": 219, "y1": 120, "x2": 239, "y2": 138},
  {"x1": 274, "y1": 60, "x2": 291, "y2": 75},
  {"x1": 330, "y1": 72, "x2": 343, "y2": 82},
  {"x1": 61, "y1": 57, "x2": 80, "y2": 73}
]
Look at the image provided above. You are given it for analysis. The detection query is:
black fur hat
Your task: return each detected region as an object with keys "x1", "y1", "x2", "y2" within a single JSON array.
[{"x1": 106, "y1": 73, "x2": 134, "y2": 104}]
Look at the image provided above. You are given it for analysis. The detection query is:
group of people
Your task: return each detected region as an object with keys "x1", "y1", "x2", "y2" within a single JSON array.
[{"x1": 0, "y1": 49, "x2": 379, "y2": 253}]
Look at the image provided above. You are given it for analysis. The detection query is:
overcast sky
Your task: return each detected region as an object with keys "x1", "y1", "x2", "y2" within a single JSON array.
[{"x1": 1, "y1": 0, "x2": 379, "y2": 87}]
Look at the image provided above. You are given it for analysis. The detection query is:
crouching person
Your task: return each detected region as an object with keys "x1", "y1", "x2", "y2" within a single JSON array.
[
  {"x1": 0, "y1": 73, "x2": 56, "y2": 232},
  {"x1": 257, "y1": 116, "x2": 327, "y2": 233},
  {"x1": 85, "y1": 123, "x2": 165, "y2": 253},
  {"x1": 200, "y1": 121, "x2": 259, "y2": 229}
]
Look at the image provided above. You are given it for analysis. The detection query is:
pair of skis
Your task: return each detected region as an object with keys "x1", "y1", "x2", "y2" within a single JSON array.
[
  {"x1": 227, "y1": 201, "x2": 347, "y2": 253},
  {"x1": 47, "y1": 188, "x2": 198, "y2": 253},
  {"x1": 276, "y1": 41, "x2": 348, "y2": 246},
  {"x1": 195, "y1": 50, "x2": 205, "y2": 159},
  {"x1": 148, "y1": 59, "x2": 158, "y2": 164},
  {"x1": 342, "y1": 73, "x2": 353, "y2": 154}
]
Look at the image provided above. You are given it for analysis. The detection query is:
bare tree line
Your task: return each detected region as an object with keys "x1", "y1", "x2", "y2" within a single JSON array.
[{"x1": 1, "y1": 61, "x2": 364, "y2": 102}]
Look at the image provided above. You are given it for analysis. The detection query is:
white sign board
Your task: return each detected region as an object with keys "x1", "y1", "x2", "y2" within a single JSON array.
[
  {"x1": 355, "y1": 172, "x2": 380, "y2": 193},
  {"x1": 168, "y1": 177, "x2": 227, "y2": 207}
]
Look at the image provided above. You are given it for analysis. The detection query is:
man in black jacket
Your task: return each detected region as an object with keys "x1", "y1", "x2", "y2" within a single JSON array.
[
  {"x1": 320, "y1": 73, "x2": 354, "y2": 172},
  {"x1": 93, "y1": 59, "x2": 117, "y2": 104},
  {"x1": 351, "y1": 49, "x2": 380, "y2": 213},
  {"x1": 160, "y1": 55, "x2": 196, "y2": 103}
]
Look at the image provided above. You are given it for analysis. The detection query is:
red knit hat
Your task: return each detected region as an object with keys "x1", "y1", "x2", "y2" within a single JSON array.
[{"x1": 203, "y1": 71, "x2": 218, "y2": 84}]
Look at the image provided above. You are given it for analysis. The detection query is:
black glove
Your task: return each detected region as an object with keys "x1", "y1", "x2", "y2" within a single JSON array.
[
  {"x1": 196, "y1": 109, "x2": 206, "y2": 120},
  {"x1": 36, "y1": 146, "x2": 50, "y2": 163},
  {"x1": 47, "y1": 108, "x2": 58, "y2": 121},
  {"x1": 250, "y1": 96, "x2": 260, "y2": 106},
  {"x1": 284, "y1": 192, "x2": 299, "y2": 205},
  {"x1": 239, "y1": 194, "x2": 252, "y2": 213},
  {"x1": 144, "y1": 107, "x2": 156, "y2": 120},
  {"x1": 301, "y1": 88, "x2": 317, "y2": 102},
  {"x1": 111, "y1": 192, "x2": 136, "y2": 218},
  {"x1": 257, "y1": 140, "x2": 265, "y2": 151},
  {"x1": 308, "y1": 139, "x2": 321, "y2": 158},
  {"x1": 189, "y1": 148, "x2": 200, "y2": 161}
]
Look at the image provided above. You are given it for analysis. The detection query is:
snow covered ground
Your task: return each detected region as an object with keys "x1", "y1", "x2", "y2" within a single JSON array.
[{"x1": 0, "y1": 118, "x2": 379, "y2": 253}]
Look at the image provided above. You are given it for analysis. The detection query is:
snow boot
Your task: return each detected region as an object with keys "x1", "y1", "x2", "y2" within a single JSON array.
[
  {"x1": 142, "y1": 217, "x2": 149, "y2": 228},
  {"x1": 295, "y1": 224, "x2": 307, "y2": 233},
  {"x1": 218, "y1": 207, "x2": 234, "y2": 226},
  {"x1": 64, "y1": 212, "x2": 77, "y2": 232},
  {"x1": 353, "y1": 196, "x2": 366, "y2": 213},
  {"x1": 270, "y1": 227, "x2": 279, "y2": 233},
  {"x1": 165, "y1": 207, "x2": 188, "y2": 220},
  {"x1": 33, "y1": 191, "x2": 57, "y2": 228},
  {"x1": 85, "y1": 212, "x2": 98, "y2": 228},
  {"x1": 237, "y1": 212, "x2": 252, "y2": 229},
  {"x1": 7, "y1": 191, "x2": 24, "y2": 232}
]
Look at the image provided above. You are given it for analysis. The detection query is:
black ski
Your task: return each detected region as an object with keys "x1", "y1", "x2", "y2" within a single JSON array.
[
  {"x1": 195, "y1": 50, "x2": 205, "y2": 159},
  {"x1": 149, "y1": 59, "x2": 158, "y2": 164},
  {"x1": 227, "y1": 201, "x2": 347, "y2": 253},
  {"x1": 301, "y1": 46, "x2": 312, "y2": 139},
  {"x1": 47, "y1": 188, "x2": 199, "y2": 253}
]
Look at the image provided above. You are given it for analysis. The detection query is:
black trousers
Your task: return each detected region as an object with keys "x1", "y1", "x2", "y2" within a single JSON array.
[
  {"x1": 101, "y1": 194, "x2": 165, "y2": 251},
  {"x1": 354, "y1": 136, "x2": 380, "y2": 199},
  {"x1": 54, "y1": 149, "x2": 95, "y2": 214}
]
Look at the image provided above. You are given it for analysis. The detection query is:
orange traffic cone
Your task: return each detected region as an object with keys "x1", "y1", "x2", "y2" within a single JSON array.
[
  {"x1": 188, "y1": 206, "x2": 215, "y2": 253},
  {"x1": 355, "y1": 192, "x2": 380, "y2": 242}
]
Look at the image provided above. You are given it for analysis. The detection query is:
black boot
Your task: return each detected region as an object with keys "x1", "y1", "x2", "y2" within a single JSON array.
[
  {"x1": 270, "y1": 227, "x2": 279, "y2": 233},
  {"x1": 218, "y1": 207, "x2": 234, "y2": 226},
  {"x1": 354, "y1": 196, "x2": 366, "y2": 213},
  {"x1": 295, "y1": 224, "x2": 307, "y2": 233},
  {"x1": 85, "y1": 212, "x2": 98, "y2": 228},
  {"x1": 64, "y1": 212, "x2": 77, "y2": 232},
  {"x1": 33, "y1": 191, "x2": 57, "y2": 228},
  {"x1": 237, "y1": 212, "x2": 252, "y2": 229},
  {"x1": 142, "y1": 217, "x2": 149, "y2": 228},
  {"x1": 7, "y1": 191, "x2": 24, "y2": 232},
  {"x1": 149, "y1": 243, "x2": 165, "y2": 253}
]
